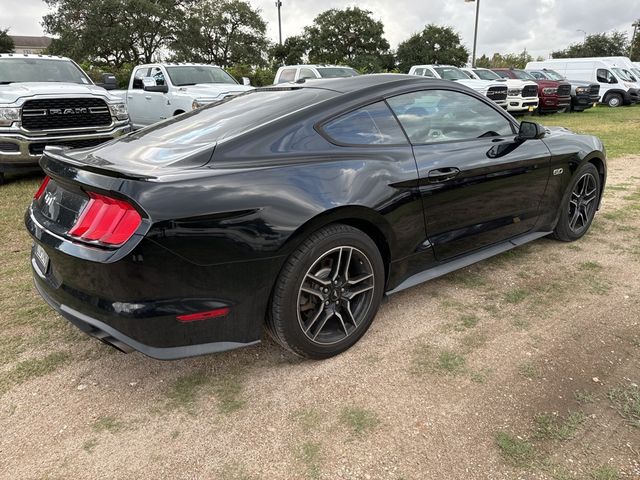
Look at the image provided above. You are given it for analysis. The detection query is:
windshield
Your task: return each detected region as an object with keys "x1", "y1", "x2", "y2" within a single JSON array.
[
  {"x1": 612, "y1": 68, "x2": 634, "y2": 82},
  {"x1": 632, "y1": 68, "x2": 640, "y2": 79},
  {"x1": 316, "y1": 67, "x2": 359, "y2": 78},
  {"x1": 542, "y1": 70, "x2": 565, "y2": 81},
  {"x1": 165, "y1": 66, "x2": 237, "y2": 86},
  {"x1": 433, "y1": 67, "x2": 469, "y2": 81},
  {"x1": 0, "y1": 58, "x2": 92, "y2": 85},
  {"x1": 512, "y1": 70, "x2": 536, "y2": 80},
  {"x1": 473, "y1": 69, "x2": 500, "y2": 80}
]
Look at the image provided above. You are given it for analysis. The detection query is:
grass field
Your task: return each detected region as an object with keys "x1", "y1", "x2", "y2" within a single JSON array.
[{"x1": 1, "y1": 105, "x2": 639, "y2": 479}]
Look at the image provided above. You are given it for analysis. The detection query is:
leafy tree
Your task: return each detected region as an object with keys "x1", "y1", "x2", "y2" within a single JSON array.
[
  {"x1": 270, "y1": 35, "x2": 308, "y2": 66},
  {"x1": 474, "y1": 54, "x2": 491, "y2": 68},
  {"x1": 304, "y1": 7, "x2": 391, "y2": 72},
  {"x1": 552, "y1": 31, "x2": 629, "y2": 58},
  {"x1": 630, "y1": 22, "x2": 640, "y2": 61},
  {"x1": 43, "y1": 0, "x2": 189, "y2": 66},
  {"x1": 171, "y1": 0, "x2": 268, "y2": 67},
  {"x1": 0, "y1": 28, "x2": 14, "y2": 53},
  {"x1": 471, "y1": 50, "x2": 533, "y2": 69},
  {"x1": 396, "y1": 25, "x2": 469, "y2": 72}
]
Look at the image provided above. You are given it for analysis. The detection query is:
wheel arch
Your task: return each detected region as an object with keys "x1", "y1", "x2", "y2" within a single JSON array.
[{"x1": 173, "y1": 109, "x2": 186, "y2": 116}]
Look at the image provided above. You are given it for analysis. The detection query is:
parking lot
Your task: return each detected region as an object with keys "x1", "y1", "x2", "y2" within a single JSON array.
[{"x1": 1, "y1": 106, "x2": 639, "y2": 479}]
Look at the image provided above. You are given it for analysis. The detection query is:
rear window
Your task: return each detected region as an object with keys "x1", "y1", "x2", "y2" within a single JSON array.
[{"x1": 322, "y1": 101, "x2": 407, "y2": 145}]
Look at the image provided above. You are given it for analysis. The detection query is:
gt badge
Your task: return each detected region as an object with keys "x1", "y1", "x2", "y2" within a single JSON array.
[{"x1": 553, "y1": 168, "x2": 564, "y2": 176}]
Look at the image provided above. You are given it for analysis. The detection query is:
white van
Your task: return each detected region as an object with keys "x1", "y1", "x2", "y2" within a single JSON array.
[{"x1": 525, "y1": 58, "x2": 639, "y2": 107}]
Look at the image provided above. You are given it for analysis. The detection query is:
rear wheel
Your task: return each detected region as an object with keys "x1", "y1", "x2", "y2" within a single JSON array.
[
  {"x1": 605, "y1": 93, "x2": 623, "y2": 108},
  {"x1": 551, "y1": 163, "x2": 601, "y2": 242},
  {"x1": 268, "y1": 224, "x2": 385, "y2": 359}
]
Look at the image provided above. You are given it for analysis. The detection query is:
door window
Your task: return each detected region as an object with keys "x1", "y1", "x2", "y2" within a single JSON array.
[
  {"x1": 277, "y1": 68, "x2": 296, "y2": 84},
  {"x1": 149, "y1": 66, "x2": 165, "y2": 86},
  {"x1": 132, "y1": 68, "x2": 149, "y2": 89},
  {"x1": 387, "y1": 90, "x2": 515, "y2": 144},
  {"x1": 322, "y1": 101, "x2": 407, "y2": 145},
  {"x1": 299, "y1": 68, "x2": 317, "y2": 80},
  {"x1": 596, "y1": 69, "x2": 617, "y2": 84}
]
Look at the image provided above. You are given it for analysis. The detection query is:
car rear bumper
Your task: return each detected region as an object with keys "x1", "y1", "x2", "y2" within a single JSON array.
[
  {"x1": 0, "y1": 123, "x2": 130, "y2": 172},
  {"x1": 26, "y1": 205, "x2": 280, "y2": 359}
]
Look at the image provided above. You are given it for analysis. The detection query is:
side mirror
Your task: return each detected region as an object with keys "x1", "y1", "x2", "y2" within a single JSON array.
[
  {"x1": 97, "y1": 73, "x2": 117, "y2": 90},
  {"x1": 517, "y1": 121, "x2": 545, "y2": 141},
  {"x1": 241, "y1": 77, "x2": 251, "y2": 86},
  {"x1": 142, "y1": 77, "x2": 169, "y2": 93}
]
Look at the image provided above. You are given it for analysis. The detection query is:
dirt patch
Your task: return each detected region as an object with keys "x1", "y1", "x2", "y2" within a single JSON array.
[{"x1": 0, "y1": 156, "x2": 639, "y2": 479}]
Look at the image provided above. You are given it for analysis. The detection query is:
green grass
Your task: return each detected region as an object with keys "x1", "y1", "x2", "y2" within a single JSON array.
[
  {"x1": 295, "y1": 441, "x2": 322, "y2": 480},
  {"x1": 589, "y1": 465, "x2": 620, "y2": 480},
  {"x1": 292, "y1": 408, "x2": 323, "y2": 433},
  {"x1": 82, "y1": 438, "x2": 99, "y2": 453},
  {"x1": 0, "y1": 351, "x2": 70, "y2": 396},
  {"x1": 579, "y1": 261, "x2": 603, "y2": 272},
  {"x1": 165, "y1": 371, "x2": 209, "y2": 411},
  {"x1": 504, "y1": 288, "x2": 529, "y2": 304},
  {"x1": 607, "y1": 384, "x2": 640, "y2": 428},
  {"x1": 518, "y1": 361, "x2": 541, "y2": 380},
  {"x1": 495, "y1": 432, "x2": 535, "y2": 466},
  {"x1": 339, "y1": 406, "x2": 379, "y2": 436},
  {"x1": 533, "y1": 411, "x2": 585, "y2": 441},
  {"x1": 540, "y1": 106, "x2": 640, "y2": 159},
  {"x1": 92, "y1": 416, "x2": 126, "y2": 434},
  {"x1": 213, "y1": 373, "x2": 246, "y2": 414},
  {"x1": 454, "y1": 314, "x2": 479, "y2": 331},
  {"x1": 574, "y1": 389, "x2": 597, "y2": 405}
]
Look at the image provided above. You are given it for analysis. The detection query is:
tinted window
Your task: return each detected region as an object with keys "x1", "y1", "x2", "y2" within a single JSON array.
[
  {"x1": 0, "y1": 58, "x2": 92, "y2": 84},
  {"x1": 316, "y1": 67, "x2": 359, "y2": 78},
  {"x1": 323, "y1": 101, "x2": 407, "y2": 145},
  {"x1": 473, "y1": 69, "x2": 500, "y2": 80},
  {"x1": 512, "y1": 69, "x2": 536, "y2": 80},
  {"x1": 493, "y1": 70, "x2": 510, "y2": 79},
  {"x1": 387, "y1": 90, "x2": 514, "y2": 144},
  {"x1": 278, "y1": 68, "x2": 296, "y2": 83},
  {"x1": 299, "y1": 68, "x2": 316, "y2": 80}
]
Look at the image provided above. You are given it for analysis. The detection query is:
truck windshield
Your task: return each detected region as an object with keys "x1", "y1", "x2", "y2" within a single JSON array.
[
  {"x1": 512, "y1": 70, "x2": 536, "y2": 81},
  {"x1": 612, "y1": 68, "x2": 634, "y2": 82},
  {"x1": 165, "y1": 66, "x2": 238, "y2": 86},
  {"x1": 541, "y1": 70, "x2": 565, "y2": 81},
  {"x1": 0, "y1": 58, "x2": 92, "y2": 84},
  {"x1": 433, "y1": 67, "x2": 468, "y2": 81},
  {"x1": 316, "y1": 67, "x2": 359, "y2": 78},
  {"x1": 473, "y1": 69, "x2": 500, "y2": 80}
]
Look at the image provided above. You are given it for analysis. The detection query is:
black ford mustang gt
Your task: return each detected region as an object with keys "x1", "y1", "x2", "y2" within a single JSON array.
[{"x1": 26, "y1": 74, "x2": 606, "y2": 360}]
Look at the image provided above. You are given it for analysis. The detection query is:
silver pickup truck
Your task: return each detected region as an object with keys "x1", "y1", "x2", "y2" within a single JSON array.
[{"x1": 0, "y1": 54, "x2": 130, "y2": 183}]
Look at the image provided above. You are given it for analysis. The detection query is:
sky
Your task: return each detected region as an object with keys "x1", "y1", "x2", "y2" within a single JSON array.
[{"x1": 1, "y1": 0, "x2": 639, "y2": 60}]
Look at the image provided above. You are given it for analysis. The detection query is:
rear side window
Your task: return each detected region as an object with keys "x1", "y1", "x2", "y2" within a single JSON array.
[
  {"x1": 277, "y1": 68, "x2": 296, "y2": 84},
  {"x1": 322, "y1": 101, "x2": 407, "y2": 146}
]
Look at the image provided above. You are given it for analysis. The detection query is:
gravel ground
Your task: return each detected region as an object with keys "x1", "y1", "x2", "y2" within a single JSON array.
[{"x1": 0, "y1": 156, "x2": 639, "y2": 480}]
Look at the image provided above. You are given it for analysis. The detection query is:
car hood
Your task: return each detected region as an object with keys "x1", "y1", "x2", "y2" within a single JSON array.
[
  {"x1": 173, "y1": 83, "x2": 254, "y2": 102},
  {"x1": 454, "y1": 79, "x2": 504, "y2": 91},
  {"x1": 503, "y1": 79, "x2": 538, "y2": 89},
  {"x1": 565, "y1": 79, "x2": 597, "y2": 88},
  {"x1": 0, "y1": 82, "x2": 116, "y2": 104}
]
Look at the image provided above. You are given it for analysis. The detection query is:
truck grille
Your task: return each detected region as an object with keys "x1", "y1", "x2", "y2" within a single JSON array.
[
  {"x1": 522, "y1": 85, "x2": 538, "y2": 97},
  {"x1": 590, "y1": 85, "x2": 600, "y2": 96},
  {"x1": 487, "y1": 86, "x2": 508, "y2": 101},
  {"x1": 21, "y1": 98, "x2": 112, "y2": 131},
  {"x1": 29, "y1": 138, "x2": 110, "y2": 156},
  {"x1": 558, "y1": 84, "x2": 571, "y2": 97}
]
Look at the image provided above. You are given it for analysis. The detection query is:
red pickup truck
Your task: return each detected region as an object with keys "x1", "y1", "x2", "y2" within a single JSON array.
[{"x1": 492, "y1": 68, "x2": 571, "y2": 114}]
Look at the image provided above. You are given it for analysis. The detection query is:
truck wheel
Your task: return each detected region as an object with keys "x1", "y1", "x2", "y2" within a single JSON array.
[{"x1": 605, "y1": 93, "x2": 622, "y2": 108}]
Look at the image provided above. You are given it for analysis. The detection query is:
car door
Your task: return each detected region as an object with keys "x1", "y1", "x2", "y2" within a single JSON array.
[
  {"x1": 127, "y1": 67, "x2": 149, "y2": 128},
  {"x1": 143, "y1": 65, "x2": 170, "y2": 124},
  {"x1": 386, "y1": 89, "x2": 551, "y2": 261}
]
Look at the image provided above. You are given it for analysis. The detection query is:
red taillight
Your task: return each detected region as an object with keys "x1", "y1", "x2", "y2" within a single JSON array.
[
  {"x1": 68, "y1": 192, "x2": 141, "y2": 246},
  {"x1": 176, "y1": 307, "x2": 230, "y2": 322},
  {"x1": 34, "y1": 176, "x2": 50, "y2": 199}
]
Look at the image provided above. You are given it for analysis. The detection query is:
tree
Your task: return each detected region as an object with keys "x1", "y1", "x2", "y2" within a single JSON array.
[
  {"x1": 304, "y1": 7, "x2": 391, "y2": 73},
  {"x1": 43, "y1": 0, "x2": 189, "y2": 67},
  {"x1": 552, "y1": 31, "x2": 629, "y2": 58},
  {"x1": 270, "y1": 35, "x2": 308, "y2": 66},
  {"x1": 171, "y1": 0, "x2": 268, "y2": 67},
  {"x1": 0, "y1": 28, "x2": 14, "y2": 53},
  {"x1": 396, "y1": 25, "x2": 469, "y2": 72}
]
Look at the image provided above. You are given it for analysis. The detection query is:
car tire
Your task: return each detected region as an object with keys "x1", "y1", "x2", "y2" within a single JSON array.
[
  {"x1": 551, "y1": 162, "x2": 601, "y2": 242},
  {"x1": 267, "y1": 224, "x2": 385, "y2": 359},
  {"x1": 605, "y1": 93, "x2": 623, "y2": 108}
]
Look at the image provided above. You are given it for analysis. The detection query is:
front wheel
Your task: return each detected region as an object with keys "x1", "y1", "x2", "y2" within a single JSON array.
[
  {"x1": 267, "y1": 224, "x2": 385, "y2": 359},
  {"x1": 605, "y1": 93, "x2": 623, "y2": 108},
  {"x1": 551, "y1": 163, "x2": 601, "y2": 242}
]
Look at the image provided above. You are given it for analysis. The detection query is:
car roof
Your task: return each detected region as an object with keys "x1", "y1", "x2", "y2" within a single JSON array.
[
  {"x1": 265, "y1": 73, "x2": 467, "y2": 95},
  {"x1": 279, "y1": 64, "x2": 356, "y2": 69},
  {"x1": 0, "y1": 53, "x2": 71, "y2": 61}
]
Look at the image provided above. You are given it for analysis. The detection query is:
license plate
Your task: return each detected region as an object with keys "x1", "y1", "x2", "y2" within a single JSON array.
[
  {"x1": 33, "y1": 243, "x2": 50, "y2": 274},
  {"x1": 528, "y1": 106, "x2": 534, "y2": 112}
]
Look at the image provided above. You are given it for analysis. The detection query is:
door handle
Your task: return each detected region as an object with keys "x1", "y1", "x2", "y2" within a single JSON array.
[
  {"x1": 427, "y1": 167, "x2": 460, "y2": 183},
  {"x1": 145, "y1": 96, "x2": 152, "y2": 100}
]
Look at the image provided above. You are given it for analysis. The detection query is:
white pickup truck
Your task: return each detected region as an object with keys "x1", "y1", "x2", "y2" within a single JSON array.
[
  {"x1": 461, "y1": 67, "x2": 539, "y2": 114},
  {"x1": 409, "y1": 65, "x2": 508, "y2": 108},
  {"x1": 0, "y1": 54, "x2": 130, "y2": 183},
  {"x1": 112, "y1": 63, "x2": 254, "y2": 129}
]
